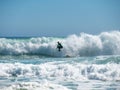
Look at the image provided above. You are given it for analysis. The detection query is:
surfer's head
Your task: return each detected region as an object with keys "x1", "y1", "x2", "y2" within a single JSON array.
[{"x1": 57, "y1": 41, "x2": 60, "y2": 44}]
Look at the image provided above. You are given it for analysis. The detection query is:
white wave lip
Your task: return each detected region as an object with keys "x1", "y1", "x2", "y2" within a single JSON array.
[
  {"x1": 0, "y1": 31, "x2": 120, "y2": 56},
  {"x1": 0, "y1": 62, "x2": 120, "y2": 81}
]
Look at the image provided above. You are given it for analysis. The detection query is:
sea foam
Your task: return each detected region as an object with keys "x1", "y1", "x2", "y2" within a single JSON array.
[
  {"x1": 0, "y1": 31, "x2": 120, "y2": 57},
  {"x1": 1, "y1": 81, "x2": 70, "y2": 90},
  {"x1": 0, "y1": 62, "x2": 120, "y2": 81}
]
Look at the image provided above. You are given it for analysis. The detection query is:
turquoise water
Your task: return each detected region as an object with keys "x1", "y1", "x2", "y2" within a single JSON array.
[{"x1": 0, "y1": 31, "x2": 120, "y2": 90}]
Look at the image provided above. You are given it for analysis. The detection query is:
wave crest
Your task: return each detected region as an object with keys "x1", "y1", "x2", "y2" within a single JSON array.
[{"x1": 0, "y1": 31, "x2": 120, "y2": 57}]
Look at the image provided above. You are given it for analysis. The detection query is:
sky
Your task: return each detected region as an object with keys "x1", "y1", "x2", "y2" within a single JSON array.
[{"x1": 0, "y1": 0, "x2": 120, "y2": 37}]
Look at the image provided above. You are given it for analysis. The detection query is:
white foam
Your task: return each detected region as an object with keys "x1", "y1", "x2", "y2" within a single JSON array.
[
  {"x1": 0, "y1": 31, "x2": 120, "y2": 57},
  {"x1": 0, "y1": 62, "x2": 120, "y2": 81},
  {"x1": 1, "y1": 81, "x2": 70, "y2": 90}
]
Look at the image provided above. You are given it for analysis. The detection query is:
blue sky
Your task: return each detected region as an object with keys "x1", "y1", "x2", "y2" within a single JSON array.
[{"x1": 0, "y1": 0, "x2": 120, "y2": 37}]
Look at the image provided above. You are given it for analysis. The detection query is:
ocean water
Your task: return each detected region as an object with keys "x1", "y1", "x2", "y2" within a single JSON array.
[{"x1": 0, "y1": 31, "x2": 120, "y2": 90}]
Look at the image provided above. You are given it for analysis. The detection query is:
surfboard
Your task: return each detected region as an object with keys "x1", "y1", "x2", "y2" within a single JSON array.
[{"x1": 65, "y1": 55, "x2": 71, "y2": 58}]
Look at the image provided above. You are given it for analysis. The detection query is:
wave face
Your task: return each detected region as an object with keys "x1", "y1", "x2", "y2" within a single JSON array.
[{"x1": 0, "y1": 31, "x2": 120, "y2": 57}]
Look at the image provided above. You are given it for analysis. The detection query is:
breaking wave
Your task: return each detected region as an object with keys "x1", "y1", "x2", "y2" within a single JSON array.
[
  {"x1": 0, "y1": 31, "x2": 120, "y2": 57},
  {"x1": 0, "y1": 62, "x2": 120, "y2": 81}
]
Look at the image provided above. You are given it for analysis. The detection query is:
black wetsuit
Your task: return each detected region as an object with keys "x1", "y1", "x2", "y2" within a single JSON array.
[{"x1": 57, "y1": 42, "x2": 63, "y2": 51}]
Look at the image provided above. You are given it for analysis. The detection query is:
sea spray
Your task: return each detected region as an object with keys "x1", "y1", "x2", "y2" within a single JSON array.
[
  {"x1": 0, "y1": 62, "x2": 120, "y2": 81},
  {"x1": 0, "y1": 31, "x2": 120, "y2": 57}
]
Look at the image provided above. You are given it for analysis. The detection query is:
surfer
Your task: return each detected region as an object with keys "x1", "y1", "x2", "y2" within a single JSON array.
[{"x1": 57, "y1": 41, "x2": 63, "y2": 51}]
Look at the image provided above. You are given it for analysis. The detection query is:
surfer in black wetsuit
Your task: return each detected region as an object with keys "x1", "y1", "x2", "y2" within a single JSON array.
[{"x1": 57, "y1": 41, "x2": 63, "y2": 51}]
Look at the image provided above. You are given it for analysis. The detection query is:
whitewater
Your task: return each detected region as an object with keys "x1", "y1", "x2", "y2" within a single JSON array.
[{"x1": 0, "y1": 31, "x2": 120, "y2": 90}]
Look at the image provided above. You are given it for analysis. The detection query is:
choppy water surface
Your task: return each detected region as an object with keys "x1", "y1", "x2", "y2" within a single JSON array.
[
  {"x1": 0, "y1": 31, "x2": 120, "y2": 90},
  {"x1": 0, "y1": 55, "x2": 120, "y2": 90}
]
